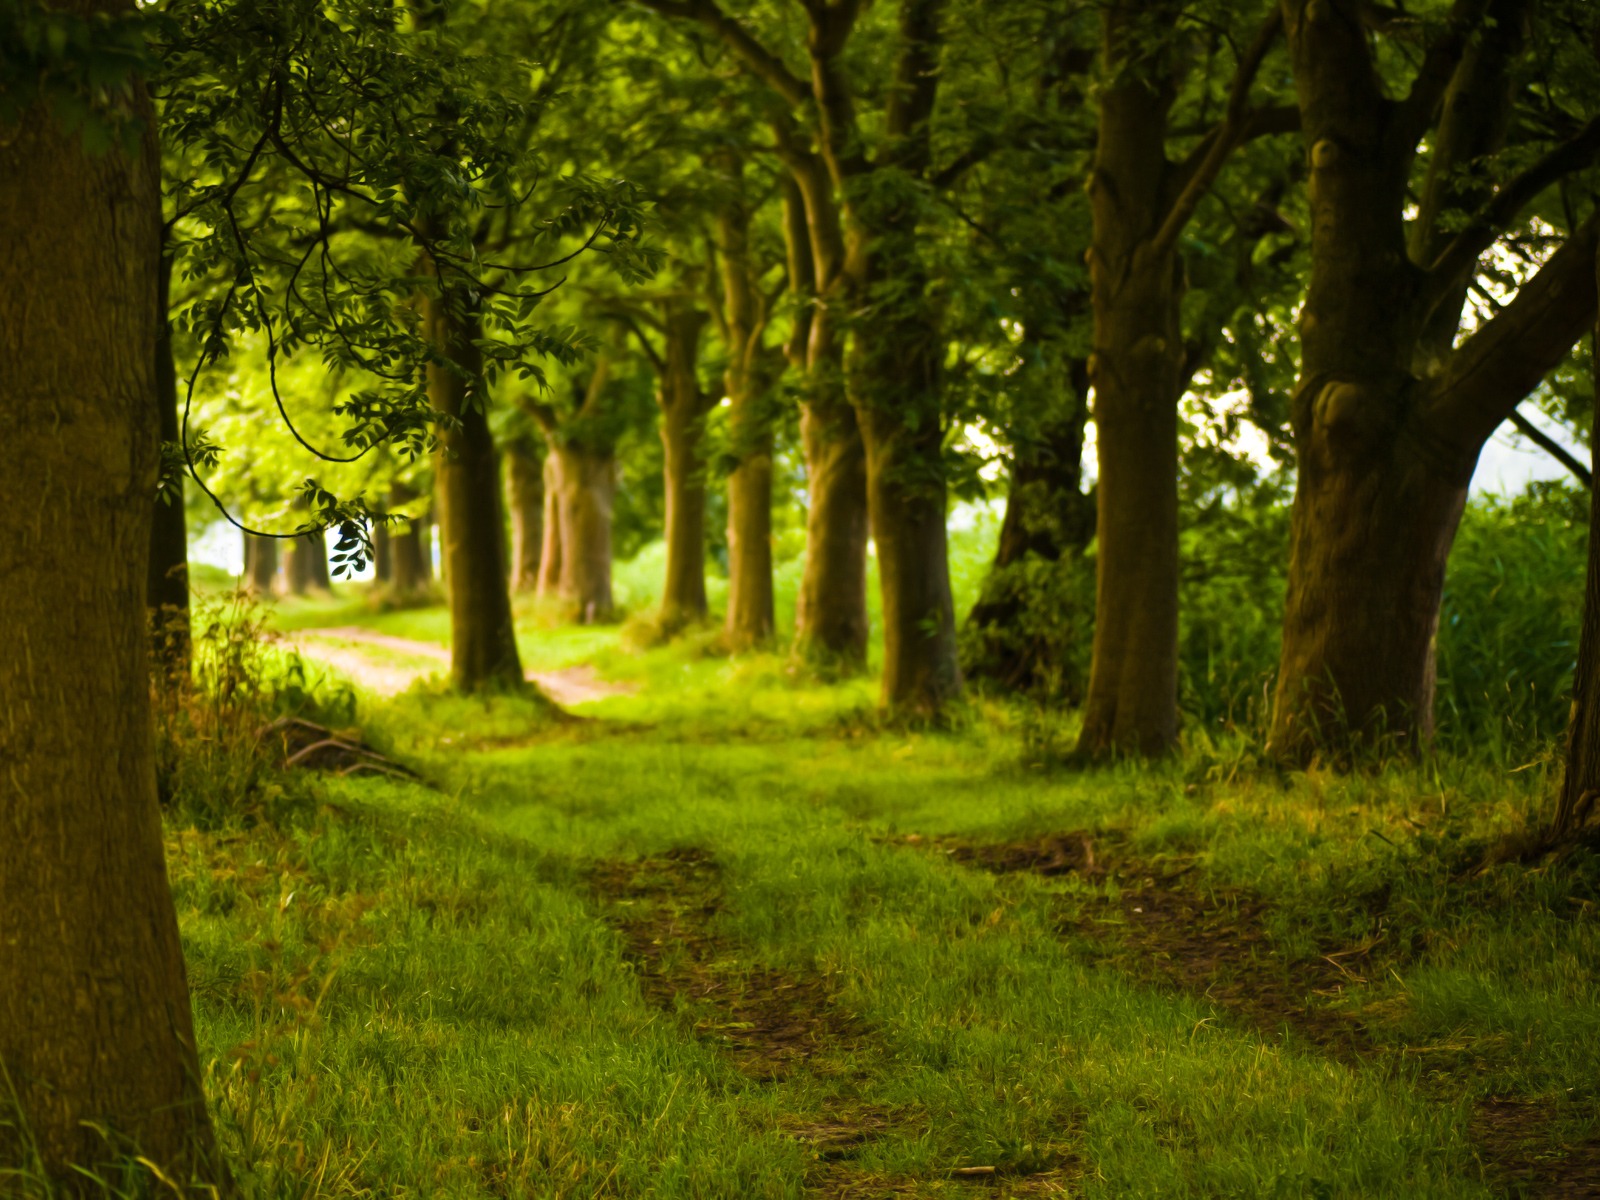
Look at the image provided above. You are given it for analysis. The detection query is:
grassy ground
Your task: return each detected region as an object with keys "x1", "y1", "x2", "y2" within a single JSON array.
[{"x1": 160, "y1": 574, "x2": 1600, "y2": 1199}]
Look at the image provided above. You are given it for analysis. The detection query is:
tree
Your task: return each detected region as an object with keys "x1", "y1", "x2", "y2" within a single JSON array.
[
  {"x1": 156, "y1": 0, "x2": 650, "y2": 689},
  {"x1": 0, "y1": 0, "x2": 222, "y2": 1183},
  {"x1": 1073, "y1": 1, "x2": 1290, "y2": 756},
  {"x1": 1554, "y1": 244, "x2": 1600, "y2": 841},
  {"x1": 1267, "y1": 0, "x2": 1600, "y2": 757},
  {"x1": 505, "y1": 430, "x2": 545, "y2": 593},
  {"x1": 713, "y1": 152, "x2": 783, "y2": 651},
  {"x1": 637, "y1": 0, "x2": 971, "y2": 714},
  {"x1": 529, "y1": 353, "x2": 628, "y2": 622},
  {"x1": 655, "y1": 298, "x2": 713, "y2": 630}
]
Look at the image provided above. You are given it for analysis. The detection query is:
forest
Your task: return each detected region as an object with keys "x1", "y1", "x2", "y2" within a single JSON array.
[{"x1": 3, "y1": 0, "x2": 1600, "y2": 1195}]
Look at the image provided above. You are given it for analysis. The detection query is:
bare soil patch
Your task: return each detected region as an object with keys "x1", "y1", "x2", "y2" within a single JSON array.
[
  {"x1": 589, "y1": 848, "x2": 861, "y2": 1081},
  {"x1": 923, "y1": 830, "x2": 1600, "y2": 1198},
  {"x1": 1472, "y1": 1096, "x2": 1600, "y2": 1199},
  {"x1": 589, "y1": 848, "x2": 1077, "y2": 1195}
]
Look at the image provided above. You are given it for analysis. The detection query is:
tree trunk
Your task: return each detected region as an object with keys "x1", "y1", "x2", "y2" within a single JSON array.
[
  {"x1": 306, "y1": 530, "x2": 330, "y2": 589},
  {"x1": 0, "y1": 38, "x2": 223, "y2": 1185},
  {"x1": 1074, "y1": 6, "x2": 1186, "y2": 758},
  {"x1": 245, "y1": 531, "x2": 278, "y2": 594},
  {"x1": 425, "y1": 292, "x2": 524, "y2": 690},
  {"x1": 373, "y1": 519, "x2": 393, "y2": 584},
  {"x1": 537, "y1": 451, "x2": 563, "y2": 598},
  {"x1": 846, "y1": 247, "x2": 962, "y2": 716},
  {"x1": 552, "y1": 442, "x2": 615, "y2": 623},
  {"x1": 657, "y1": 301, "x2": 711, "y2": 631},
  {"x1": 1555, "y1": 253, "x2": 1600, "y2": 840},
  {"x1": 1266, "y1": 0, "x2": 1560, "y2": 757},
  {"x1": 148, "y1": 245, "x2": 190, "y2": 674},
  {"x1": 793, "y1": 294, "x2": 869, "y2": 669},
  {"x1": 392, "y1": 519, "x2": 428, "y2": 594},
  {"x1": 718, "y1": 171, "x2": 777, "y2": 651},
  {"x1": 963, "y1": 359, "x2": 1094, "y2": 698},
  {"x1": 506, "y1": 438, "x2": 544, "y2": 594},
  {"x1": 281, "y1": 536, "x2": 311, "y2": 595}
]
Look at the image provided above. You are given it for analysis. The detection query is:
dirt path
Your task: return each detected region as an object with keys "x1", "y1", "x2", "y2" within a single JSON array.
[{"x1": 280, "y1": 626, "x2": 634, "y2": 707}]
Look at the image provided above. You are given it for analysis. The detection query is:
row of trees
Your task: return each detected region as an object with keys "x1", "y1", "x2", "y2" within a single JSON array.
[{"x1": 4, "y1": 0, "x2": 1600, "y2": 1188}]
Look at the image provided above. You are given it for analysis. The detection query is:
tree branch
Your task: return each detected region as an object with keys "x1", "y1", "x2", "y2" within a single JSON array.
[
  {"x1": 1390, "y1": 0, "x2": 1493, "y2": 153},
  {"x1": 1508, "y1": 408, "x2": 1592, "y2": 487},
  {"x1": 1423, "y1": 212, "x2": 1600, "y2": 451},
  {"x1": 1422, "y1": 115, "x2": 1600, "y2": 309},
  {"x1": 1148, "y1": 8, "x2": 1282, "y2": 261},
  {"x1": 632, "y1": 0, "x2": 812, "y2": 108}
]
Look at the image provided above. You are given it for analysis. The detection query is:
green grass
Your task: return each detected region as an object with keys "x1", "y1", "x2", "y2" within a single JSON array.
[{"x1": 160, "y1": 583, "x2": 1600, "y2": 1198}]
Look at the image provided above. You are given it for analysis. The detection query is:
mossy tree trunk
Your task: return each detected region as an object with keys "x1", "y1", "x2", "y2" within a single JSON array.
[
  {"x1": 657, "y1": 300, "x2": 711, "y2": 632},
  {"x1": 716, "y1": 157, "x2": 778, "y2": 652},
  {"x1": 0, "y1": 23, "x2": 224, "y2": 1183},
  {"x1": 1268, "y1": 0, "x2": 1596, "y2": 758},
  {"x1": 784, "y1": 165, "x2": 869, "y2": 669}
]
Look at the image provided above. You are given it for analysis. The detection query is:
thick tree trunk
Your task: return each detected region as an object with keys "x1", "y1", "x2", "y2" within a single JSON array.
[
  {"x1": 963, "y1": 360, "x2": 1094, "y2": 697},
  {"x1": 1078, "y1": 261, "x2": 1184, "y2": 755},
  {"x1": 148, "y1": 246, "x2": 190, "y2": 673},
  {"x1": 552, "y1": 442, "x2": 615, "y2": 623},
  {"x1": 245, "y1": 531, "x2": 278, "y2": 594},
  {"x1": 425, "y1": 293, "x2": 524, "y2": 690},
  {"x1": 506, "y1": 438, "x2": 544, "y2": 593},
  {"x1": 1267, "y1": 0, "x2": 1558, "y2": 757},
  {"x1": 0, "y1": 41, "x2": 222, "y2": 1185},
  {"x1": 1076, "y1": 12, "x2": 1184, "y2": 756},
  {"x1": 657, "y1": 302, "x2": 711, "y2": 631},
  {"x1": 846, "y1": 248, "x2": 961, "y2": 716},
  {"x1": 1555, "y1": 257, "x2": 1600, "y2": 840},
  {"x1": 537, "y1": 452, "x2": 563, "y2": 598},
  {"x1": 793, "y1": 310, "x2": 870, "y2": 668}
]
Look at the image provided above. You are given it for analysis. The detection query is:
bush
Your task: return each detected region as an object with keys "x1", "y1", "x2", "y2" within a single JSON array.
[{"x1": 152, "y1": 590, "x2": 353, "y2": 827}]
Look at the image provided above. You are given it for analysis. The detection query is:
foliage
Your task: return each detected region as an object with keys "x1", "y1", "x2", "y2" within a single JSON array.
[{"x1": 152, "y1": 590, "x2": 352, "y2": 828}]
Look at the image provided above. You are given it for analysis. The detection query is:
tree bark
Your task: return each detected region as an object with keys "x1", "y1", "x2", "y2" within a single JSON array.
[
  {"x1": 1554, "y1": 250, "x2": 1600, "y2": 840},
  {"x1": 537, "y1": 451, "x2": 563, "y2": 598},
  {"x1": 505, "y1": 437, "x2": 544, "y2": 594},
  {"x1": 848, "y1": 251, "x2": 962, "y2": 716},
  {"x1": 784, "y1": 170, "x2": 869, "y2": 669},
  {"x1": 282, "y1": 535, "x2": 312, "y2": 595},
  {"x1": 1266, "y1": 0, "x2": 1592, "y2": 757},
  {"x1": 373, "y1": 519, "x2": 393, "y2": 584},
  {"x1": 0, "y1": 31, "x2": 223, "y2": 1184},
  {"x1": 148, "y1": 244, "x2": 190, "y2": 674},
  {"x1": 963, "y1": 359, "x2": 1094, "y2": 697},
  {"x1": 425, "y1": 291, "x2": 524, "y2": 690},
  {"x1": 245, "y1": 531, "x2": 278, "y2": 594},
  {"x1": 717, "y1": 163, "x2": 777, "y2": 652},
  {"x1": 552, "y1": 441, "x2": 615, "y2": 623},
  {"x1": 657, "y1": 300, "x2": 711, "y2": 631},
  {"x1": 1076, "y1": 4, "x2": 1186, "y2": 757}
]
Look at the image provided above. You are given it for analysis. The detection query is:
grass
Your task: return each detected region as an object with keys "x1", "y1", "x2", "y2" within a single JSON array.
[{"x1": 155, "y1": 571, "x2": 1600, "y2": 1198}]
